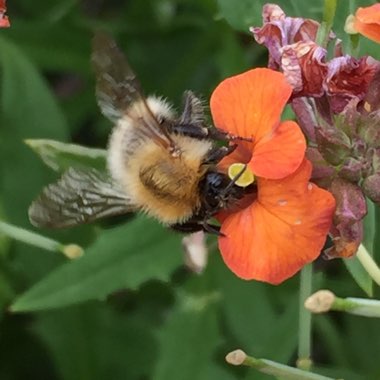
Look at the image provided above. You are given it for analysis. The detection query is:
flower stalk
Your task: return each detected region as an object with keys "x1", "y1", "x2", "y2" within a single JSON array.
[
  {"x1": 226, "y1": 349, "x2": 337, "y2": 380},
  {"x1": 305, "y1": 289, "x2": 380, "y2": 318},
  {"x1": 298, "y1": 264, "x2": 313, "y2": 371},
  {"x1": 0, "y1": 220, "x2": 83, "y2": 259},
  {"x1": 356, "y1": 244, "x2": 380, "y2": 287},
  {"x1": 316, "y1": 0, "x2": 338, "y2": 47}
]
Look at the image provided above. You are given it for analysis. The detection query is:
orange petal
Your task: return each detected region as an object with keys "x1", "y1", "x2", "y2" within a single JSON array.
[
  {"x1": 356, "y1": 4, "x2": 380, "y2": 24},
  {"x1": 354, "y1": 4, "x2": 380, "y2": 43},
  {"x1": 218, "y1": 159, "x2": 335, "y2": 284},
  {"x1": 249, "y1": 120, "x2": 306, "y2": 179},
  {"x1": 354, "y1": 19, "x2": 380, "y2": 43},
  {"x1": 210, "y1": 68, "x2": 292, "y2": 141}
]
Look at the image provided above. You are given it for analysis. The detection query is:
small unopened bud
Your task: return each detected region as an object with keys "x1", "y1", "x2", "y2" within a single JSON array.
[
  {"x1": 363, "y1": 68, "x2": 380, "y2": 114},
  {"x1": 315, "y1": 126, "x2": 351, "y2": 166},
  {"x1": 344, "y1": 14, "x2": 358, "y2": 35},
  {"x1": 362, "y1": 174, "x2": 380, "y2": 203},
  {"x1": 182, "y1": 231, "x2": 208, "y2": 274},
  {"x1": 339, "y1": 157, "x2": 362, "y2": 182},
  {"x1": 226, "y1": 349, "x2": 247, "y2": 366},
  {"x1": 305, "y1": 290, "x2": 336, "y2": 313},
  {"x1": 61, "y1": 244, "x2": 84, "y2": 259}
]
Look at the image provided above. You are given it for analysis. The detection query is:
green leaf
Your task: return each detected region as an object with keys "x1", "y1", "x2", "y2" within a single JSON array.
[
  {"x1": 34, "y1": 303, "x2": 157, "y2": 380},
  {"x1": 209, "y1": 253, "x2": 298, "y2": 363},
  {"x1": 152, "y1": 291, "x2": 221, "y2": 380},
  {"x1": 216, "y1": 1, "x2": 323, "y2": 32},
  {"x1": 11, "y1": 217, "x2": 182, "y2": 312},
  {"x1": 25, "y1": 139, "x2": 107, "y2": 172},
  {"x1": 0, "y1": 35, "x2": 68, "y2": 226},
  {"x1": 373, "y1": 203, "x2": 380, "y2": 259},
  {"x1": 343, "y1": 200, "x2": 375, "y2": 297}
]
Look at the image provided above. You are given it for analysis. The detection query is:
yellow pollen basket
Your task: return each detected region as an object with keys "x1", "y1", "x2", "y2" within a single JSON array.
[{"x1": 228, "y1": 163, "x2": 255, "y2": 187}]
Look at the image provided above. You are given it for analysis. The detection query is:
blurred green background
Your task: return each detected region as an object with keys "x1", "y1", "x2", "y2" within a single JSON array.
[{"x1": 1, "y1": 1, "x2": 380, "y2": 379}]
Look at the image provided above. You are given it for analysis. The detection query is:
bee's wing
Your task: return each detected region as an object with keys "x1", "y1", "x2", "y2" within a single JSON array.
[
  {"x1": 92, "y1": 32, "x2": 143, "y2": 122},
  {"x1": 92, "y1": 32, "x2": 177, "y2": 153},
  {"x1": 29, "y1": 168, "x2": 136, "y2": 228}
]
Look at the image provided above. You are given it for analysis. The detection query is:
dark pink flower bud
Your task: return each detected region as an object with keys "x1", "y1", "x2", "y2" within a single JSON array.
[
  {"x1": 359, "y1": 114, "x2": 380, "y2": 148},
  {"x1": 325, "y1": 178, "x2": 366, "y2": 258},
  {"x1": 291, "y1": 97, "x2": 318, "y2": 142},
  {"x1": 362, "y1": 68, "x2": 380, "y2": 114},
  {"x1": 362, "y1": 174, "x2": 380, "y2": 204},
  {"x1": 306, "y1": 147, "x2": 335, "y2": 187},
  {"x1": 315, "y1": 123, "x2": 351, "y2": 166},
  {"x1": 339, "y1": 157, "x2": 363, "y2": 182}
]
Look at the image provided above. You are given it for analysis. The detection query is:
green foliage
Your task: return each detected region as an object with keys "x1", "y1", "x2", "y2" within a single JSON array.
[
  {"x1": 1, "y1": 1, "x2": 380, "y2": 380},
  {"x1": 152, "y1": 290, "x2": 221, "y2": 380},
  {"x1": 11, "y1": 217, "x2": 182, "y2": 311},
  {"x1": 25, "y1": 139, "x2": 107, "y2": 172},
  {"x1": 217, "y1": 0, "x2": 324, "y2": 33}
]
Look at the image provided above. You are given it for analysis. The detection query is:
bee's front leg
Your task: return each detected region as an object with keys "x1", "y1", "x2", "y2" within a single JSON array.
[
  {"x1": 202, "y1": 144, "x2": 237, "y2": 165},
  {"x1": 170, "y1": 221, "x2": 223, "y2": 236}
]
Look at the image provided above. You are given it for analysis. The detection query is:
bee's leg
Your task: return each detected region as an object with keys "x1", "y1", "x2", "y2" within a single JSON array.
[
  {"x1": 201, "y1": 221, "x2": 224, "y2": 236},
  {"x1": 171, "y1": 221, "x2": 223, "y2": 236},
  {"x1": 170, "y1": 222, "x2": 204, "y2": 233},
  {"x1": 202, "y1": 144, "x2": 237, "y2": 165},
  {"x1": 172, "y1": 123, "x2": 253, "y2": 144},
  {"x1": 206, "y1": 128, "x2": 254, "y2": 143},
  {"x1": 171, "y1": 123, "x2": 210, "y2": 139}
]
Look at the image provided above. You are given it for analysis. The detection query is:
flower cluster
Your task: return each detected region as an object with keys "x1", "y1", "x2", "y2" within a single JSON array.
[
  {"x1": 210, "y1": 3, "x2": 380, "y2": 283},
  {"x1": 248, "y1": 4, "x2": 380, "y2": 260}
]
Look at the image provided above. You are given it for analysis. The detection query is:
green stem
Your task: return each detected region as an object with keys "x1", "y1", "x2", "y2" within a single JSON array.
[
  {"x1": 315, "y1": 0, "x2": 338, "y2": 47},
  {"x1": 226, "y1": 350, "x2": 337, "y2": 380},
  {"x1": 298, "y1": 264, "x2": 313, "y2": 370},
  {"x1": 349, "y1": 0, "x2": 355, "y2": 14},
  {"x1": 373, "y1": 206, "x2": 380, "y2": 262},
  {"x1": 349, "y1": 34, "x2": 360, "y2": 57},
  {"x1": 356, "y1": 244, "x2": 380, "y2": 287},
  {"x1": 334, "y1": 296, "x2": 380, "y2": 317},
  {"x1": 0, "y1": 220, "x2": 83, "y2": 259}
]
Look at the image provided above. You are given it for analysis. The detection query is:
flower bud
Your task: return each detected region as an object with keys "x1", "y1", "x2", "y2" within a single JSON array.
[
  {"x1": 362, "y1": 174, "x2": 380, "y2": 204},
  {"x1": 306, "y1": 147, "x2": 335, "y2": 186},
  {"x1": 315, "y1": 124, "x2": 351, "y2": 166},
  {"x1": 363, "y1": 68, "x2": 380, "y2": 113},
  {"x1": 331, "y1": 178, "x2": 367, "y2": 225},
  {"x1": 339, "y1": 157, "x2": 362, "y2": 182},
  {"x1": 325, "y1": 179, "x2": 366, "y2": 258},
  {"x1": 359, "y1": 113, "x2": 380, "y2": 148}
]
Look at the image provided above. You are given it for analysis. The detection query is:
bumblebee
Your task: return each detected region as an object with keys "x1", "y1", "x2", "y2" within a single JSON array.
[{"x1": 29, "y1": 33, "x2": 251, "y2": 234}]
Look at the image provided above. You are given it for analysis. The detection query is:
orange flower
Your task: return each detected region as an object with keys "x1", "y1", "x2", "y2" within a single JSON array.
[
  {"x1": 210, "y1": 69, "x2": 336, "y2": 284},
  {"x1": 0, "y1": 0, "x2": 9, "y2": 28},
  {"x1": 347, "y1": 3, "x2": 380, "y2": 43}
]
